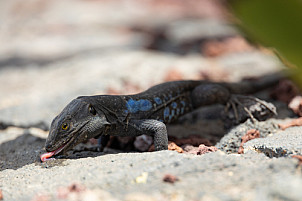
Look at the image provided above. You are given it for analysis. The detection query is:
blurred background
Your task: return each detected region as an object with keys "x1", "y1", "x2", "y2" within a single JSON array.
[{"x1": 0, "y1": 0, "x2": 283, "y2": 129}]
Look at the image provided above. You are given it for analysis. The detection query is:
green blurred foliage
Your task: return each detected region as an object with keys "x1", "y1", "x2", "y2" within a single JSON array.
[{"x1": 230, "y1": 0, "x2": 302, "y2": 87}]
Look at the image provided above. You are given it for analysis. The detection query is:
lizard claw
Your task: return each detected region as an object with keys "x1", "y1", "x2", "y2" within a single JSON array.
[{"x1": 225, "y1": 95, "x2": 277, "y2": 124}]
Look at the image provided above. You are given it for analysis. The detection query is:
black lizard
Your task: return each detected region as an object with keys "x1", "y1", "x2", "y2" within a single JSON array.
[{"x1": 41, "y1": 73, "x2": 281, "y2": 161}]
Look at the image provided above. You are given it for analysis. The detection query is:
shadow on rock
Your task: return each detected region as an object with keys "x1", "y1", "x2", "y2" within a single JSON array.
[
  {"x1": 0, "y1": 133, "x2": 119, "y2": 171},
  {"x1": 0, "y1": 133, "x2": 45, "y2": 171}
]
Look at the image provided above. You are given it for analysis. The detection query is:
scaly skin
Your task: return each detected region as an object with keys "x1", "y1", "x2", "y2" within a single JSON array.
[{"x1": 44, "y1": 73, "x2": 281, "y2": 159}]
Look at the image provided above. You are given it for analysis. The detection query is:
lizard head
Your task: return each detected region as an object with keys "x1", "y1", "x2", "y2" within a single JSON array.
[{"x1": 45, "y1": 98, "x2": 109, "y2": 155}]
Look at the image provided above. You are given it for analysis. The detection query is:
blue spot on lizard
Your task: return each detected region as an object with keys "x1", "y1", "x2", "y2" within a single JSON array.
[
  {"x1": 169, "y1": 109, "x2": 175, "y2": 121},
  {"x1": 126, "y1": 99, "x2": 152, "y2": 113},
  {"x1": 154, "y1": 97, "x2": 162, "y2": 105},
  {"x1": 139, "y1": 99, "x2": 152, "y2": 111},
  {"x1": 164, "y1": 107, "x2": 170, "y2": 119},
  {"x1": 171, "y1": 102, "x2": 177, "y2": 109},
  {"x1": 180, "y1": 101, "x2": 186, "y2": 114}
]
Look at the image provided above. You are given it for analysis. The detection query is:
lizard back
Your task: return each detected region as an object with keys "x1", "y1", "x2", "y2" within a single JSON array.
[{"x1": 78, "y1": 80, "x2": 204, "y2": 124}]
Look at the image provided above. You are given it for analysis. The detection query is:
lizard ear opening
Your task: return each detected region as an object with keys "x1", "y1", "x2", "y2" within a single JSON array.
[{"x1": 89, "y1": 105, "x2": 97, "y2": 115}]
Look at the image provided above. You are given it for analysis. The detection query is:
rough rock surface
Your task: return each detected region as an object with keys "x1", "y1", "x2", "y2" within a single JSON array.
[
  {"x1": 1, "y1": 126, "x2": 302, "y2": 201},
  {"x1": 216, "y1": 119, "x2": 280, "y2": 153},
  {"x1": 244, "y1": 126, "x2": 302, "y2": 157}
]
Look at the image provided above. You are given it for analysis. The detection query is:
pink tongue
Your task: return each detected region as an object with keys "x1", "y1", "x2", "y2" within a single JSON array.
[
  {"x1": 40, "y1": 151, "x2": 55, "y2": 162},
  {"x1": 40, "y1": 144, "x2": 67, "y2": 162}
]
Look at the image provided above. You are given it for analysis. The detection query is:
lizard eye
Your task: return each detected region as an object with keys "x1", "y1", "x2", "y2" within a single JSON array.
[
  {"x1": 89, "y1": 105, "x2": 96, "y2": 115},
  {"x1": 62, "y1": 123, "x2": 69, "y2": 130}
]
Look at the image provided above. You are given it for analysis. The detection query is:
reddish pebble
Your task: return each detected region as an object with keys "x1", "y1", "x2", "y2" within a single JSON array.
[
  {"x1": 292, "y1": 155, "x2": 302, "y2": 165},
  {"x1": 163, "y1": 174, "x2": 179, "y2": 183},
  {"x1": 182, "y1": 144, "x2": 217, "y2": 155},
  {"x1": 278, "y1": 117, "x2": 302, "y2": 130},
  {"x1": 168, "y1": 141, "x2": 184, "y2": 153},
  {"x1": 238, "y1": 129, "x2": 260, "y2": 154}
]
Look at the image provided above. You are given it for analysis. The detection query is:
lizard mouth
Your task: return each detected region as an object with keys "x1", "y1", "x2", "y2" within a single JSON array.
[{"x1": 40, "y1": 136, "x2": 76, "y2": 162}]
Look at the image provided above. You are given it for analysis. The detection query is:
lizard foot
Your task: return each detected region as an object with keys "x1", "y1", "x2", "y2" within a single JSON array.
[{"x1": 225, "y1": 95, "x2": 277, "y2": 124}]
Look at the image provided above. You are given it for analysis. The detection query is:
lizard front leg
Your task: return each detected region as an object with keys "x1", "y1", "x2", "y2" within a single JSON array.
[{"x1": 131, "y1": 119, "x2": 168, "y2": 151}]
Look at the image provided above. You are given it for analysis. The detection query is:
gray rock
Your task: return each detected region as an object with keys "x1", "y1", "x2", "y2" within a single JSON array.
[
  {"x1": 244, "y1": 126, "x2": 302, "y2": 157},
  {"x1": 216, "y1": 119, "x2": 279, "y2": 153},
  {"x1": 0, "y1": 129, "x2": 300, "y2": 201},
  {"x1": 2, "y1": 121, "x2": 302, "y2": 201}
]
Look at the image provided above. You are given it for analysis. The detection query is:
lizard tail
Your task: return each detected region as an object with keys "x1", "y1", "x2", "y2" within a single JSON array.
[{"x1": 222, "y1": 71, "x2": 286, "y2": 94}]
